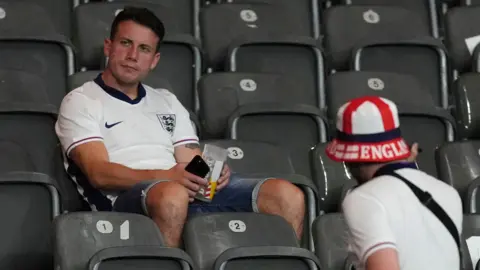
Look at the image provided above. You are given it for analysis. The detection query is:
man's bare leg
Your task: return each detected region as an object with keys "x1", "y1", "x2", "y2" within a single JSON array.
[
  {"x1": 256, "y1": 179, "x2": 305, "y2": 239},
  {"x1": 145, "y1": 181, "x2": 189, "y2": 247}
]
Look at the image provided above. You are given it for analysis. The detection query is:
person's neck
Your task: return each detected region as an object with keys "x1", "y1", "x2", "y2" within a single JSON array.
[{"x1": 102, "y1": 70, "x2": 139, "y2": 100}]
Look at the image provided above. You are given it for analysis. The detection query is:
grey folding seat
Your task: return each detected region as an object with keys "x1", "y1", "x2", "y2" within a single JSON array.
[
  {"x1": 334, "y1": 0, "x2": 439, "y2": 37},
  {"x1": 353, "y1": 38, "x2": 448, "y2": 109},
  {"x1": 54, "y1": 212, "x2": 194, "y2": 270},
  {"x1": 322, "y1": 5, "x2": 431, "y2": 71},
  {"x1": 0, "y1": 69, "x2": 59, "y2": 105},
  {"x1": 184, "y1": 212, "x2": 320, "y2": 270},
  {"x1": 199, "y1": 72, "x2": 321, "y2": 138},
  {"x1": 200, "y1": 139, "x2": 319, "y2": 250},
  {"x1": 326, "y1": 71, "x2": 455, "y2": 177},
  {"x1": 452, "y1": 73, "x2": 480, "y2": 139},
  {"x1": 74, "y1": 2, "x2": 202, "y2": 112},
  {"x1": 200, "y1": 3, "x2": 324, "y2": 101},
  {"x1": 310, "y1": 143, "x2": 357, "y2": 213},
  {"x1": 0, "y1": 172, "x2": 60, "y2": 270},
  {"x1": 0, "y1": 1, "x2": 74, "y2": 108},
  {"x1": 312, "y1": 213, "x2": 353, "y2": 270},
  {"x1": 11, "y1": 0, "x2": 73, "y2": 36},
  {"x1": 445, "y1": 6, "x2": 480, "y2": 74},
  {"x1": 436, "y1": 140, "x2": 480, "y2": 209},
  {"x1": 220, "y1": 0, "x2": 320, "y2": 38},
  {"x1": 198, "y1": 72, "x2": 328, "y2": 180},
  {"x1": 0, "y1": 103, "x2": 64, "y2": 270}
]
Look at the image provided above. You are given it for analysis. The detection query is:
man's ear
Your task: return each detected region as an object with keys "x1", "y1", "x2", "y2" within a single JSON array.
[
  {"x1": 104, "y1": 38, "x2": 112, "y2": 57},
  {"x1": 150, "y1": 52, "x2": 161, "y2": 70}
]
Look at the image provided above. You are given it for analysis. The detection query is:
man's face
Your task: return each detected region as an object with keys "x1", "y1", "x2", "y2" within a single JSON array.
[{"x1": 104, "y1": 20, "x2": 160, "y2": 85}]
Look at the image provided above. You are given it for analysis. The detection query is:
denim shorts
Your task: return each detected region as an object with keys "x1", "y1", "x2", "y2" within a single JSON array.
[{"x1": 112, "y1": 173, "x2": 271, "y2": 216}]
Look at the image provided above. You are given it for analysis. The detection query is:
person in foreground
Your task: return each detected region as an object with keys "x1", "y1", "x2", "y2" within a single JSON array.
[
  {"x1": 326, "y1": 96, "x2": 463, "y2": 270},
  {"x1": 55, "y1": 7, "x2": 305, "y2": 247}
]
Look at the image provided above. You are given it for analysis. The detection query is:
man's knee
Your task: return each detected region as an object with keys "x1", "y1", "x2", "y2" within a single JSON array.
[
  {"x1": 259, "y1": 179, "x2": 305, "y2": 210},
  {"x1": 145, "y1": 181, "x2": 189, "y2": 216}
]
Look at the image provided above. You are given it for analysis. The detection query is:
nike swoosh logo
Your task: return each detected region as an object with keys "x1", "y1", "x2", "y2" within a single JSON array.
[{"x1": 105, "y1": 121, "x2": 123, "y2": 129}]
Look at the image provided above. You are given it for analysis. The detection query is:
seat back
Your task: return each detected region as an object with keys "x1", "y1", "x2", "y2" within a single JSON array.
[
  {"x1": 311, "y1": 143, "x2": 356, "y2": 213},
  {"x1": 226, "y1": 0, "x2": 318, "y2": 37},
  {"x1": 445, "y1": 6, "x2": 480, "y2": 73},
  {"x1": 340, "y1": 0, "x2": 437, "y2": 36},
  {"x1": 0, "y1": 172, "x2": 60, "y2": 270},
  {"x1": 184, "y1": 213, "x2": 303, "y2": 270},
  {"x1": 200, "y1": 3, "x2": 308, "y2": 69},
  {"x1": 436, "y1": 140, "x2": 480, "y2": 195},
  {"x1": 354, "y1": 40, "x2": 448, "y2": 108},
  {"x1": 200, "y1": 139, "x2": 295, "y2": 174},
  {"x1": 452, "y1": 74, "x2": 480, "y2": 139},
  {"x1": 228, "y1": 104, "x2": 327, "y2": 179},
  {"x1": 13, "y1": 0, "x2": 72, "y2": 36},
  {"x1": 312, "y1": 213, "x2": 350, "y2": 270},
  {"x1": 0, "y1": 1, "x2": 70, "y2": 107},
  {"x1": 326, "y1": 71, "x2": 436, "y2": 119},
  {"x1": 322, "y1": 5, "x2": 430, "y2": 70},
  {"x1": 228, "y1": 42, "x2": 324, "y2": 107},
  {"x1": 54, "y1": 212, "x2": 166, "y2": 270},
  {"x1": 199, "y1": 72, "x2": 317, "y2": 138}
]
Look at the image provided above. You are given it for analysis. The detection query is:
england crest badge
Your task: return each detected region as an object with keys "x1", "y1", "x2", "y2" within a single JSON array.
[{"x1": 157, "y1": 114, "x2": 176, "y2": 135}]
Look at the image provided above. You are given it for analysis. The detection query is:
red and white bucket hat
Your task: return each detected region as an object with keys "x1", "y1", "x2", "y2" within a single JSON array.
[{"x1": 326, "y1": 96, "x2": 411, "y2": 163}]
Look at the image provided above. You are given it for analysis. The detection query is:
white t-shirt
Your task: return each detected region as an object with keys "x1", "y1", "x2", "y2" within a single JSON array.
[
  {"x1": 55, "y1": 75, "x2": 198, "y2": 210},
  {"x1": 342, "y1": 165, "x2": 463, "y2": 270}
]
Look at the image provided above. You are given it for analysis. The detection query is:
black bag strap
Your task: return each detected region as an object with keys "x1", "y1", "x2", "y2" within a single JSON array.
[{"x1": 389, "y1": 171, "x2": 462, "y2": 259}]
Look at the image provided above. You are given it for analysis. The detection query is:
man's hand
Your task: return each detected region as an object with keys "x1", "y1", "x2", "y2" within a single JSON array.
[
  {"x1": 406, "y1": 142, "x2": 419, "y2": 163},
  {"x1": 167, "y1": 163, "x2": 208, "y2": 200},
  {"x1": 216, "y1": 164, "x2": 231, "y2": 191}
]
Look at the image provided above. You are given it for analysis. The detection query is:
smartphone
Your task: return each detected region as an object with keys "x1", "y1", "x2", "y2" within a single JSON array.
[{"x1": 184, "y1": 155, "x2": 210, "y2": 178}]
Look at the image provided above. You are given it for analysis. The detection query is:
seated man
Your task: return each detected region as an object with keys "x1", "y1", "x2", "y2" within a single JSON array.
[{"x1": 55, "y1": 7, "x2": 305, "y2": 247}]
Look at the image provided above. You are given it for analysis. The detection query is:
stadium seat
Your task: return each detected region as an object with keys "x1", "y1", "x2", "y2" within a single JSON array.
[
  {"x1": 0, "y1": 172, "x2": 60, "y2": 270},
  {"x1": 105, "y1": 0, "x2": 200, "y2": 38},
  {"x1": 0, "y1": 1, "x2": 74, "y2": 107},
  {"x1": 445, "y1": 6, "x2": 480, "y2": 74},
  {"x1": 310, "y1": 143, "x2": 357, "y2": 213},
  {"x1": 334, "y1": 0, "x2": 439, "y2": 37},
  {"x1": 200, "y1": 139, "x2": 319, "y2": 250},
  {"x1": 0, "y1": 69, "x2": 60, "y2": 105},
  {"x1": 200, "y1": 3, "x2": 315, "y2": 69},
  {"x1": 322, "y1": 5, "x2": 431, "y2": 71},
  {"x1": 54, "y1": 212, "x2": 194, "y2": 270},
  {"x1": 220, "y1": 0, "x2": 320, "y2": 38},
  {"x1": 312, "y1": 213, "x2": 352, "y2": 270},
  {"x1": 326, "y1": 71, "x2": 454, "y2": 177},
  {"x1": 74, "y1": 2, "x2": 202, "y2": 112},
  {"x1": 452, "y1": 73, "x2": 480, "y2": 139},
  {"x1": 199, "y1": 72, "x2": 321, "y2": 138},
  {"x1": 353, "y1": 38, "x2": 449, "y2": 109},
  {"x1": 11, "y1": 0, "x2": 73, "y2": 36},
  {"x1": 436, "y1": 140, "x2": 480, "y2": 207},
  {"x1": 183, "y1": 212, "x2": 320, "y2": 270}
]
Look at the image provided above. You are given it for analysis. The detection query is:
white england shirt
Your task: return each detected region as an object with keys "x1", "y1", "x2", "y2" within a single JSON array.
[
  {"x1": 342, "y1": 163, "x2": 463, "y2": 270},
  {"x1": 55, "y1": 74, "x2": 198, "y2": 210}
]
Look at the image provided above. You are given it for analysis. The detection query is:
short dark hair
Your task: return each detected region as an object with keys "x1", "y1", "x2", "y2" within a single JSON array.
[{"x1": 110, "y1": 6, "x2": 165, "y2": 52}]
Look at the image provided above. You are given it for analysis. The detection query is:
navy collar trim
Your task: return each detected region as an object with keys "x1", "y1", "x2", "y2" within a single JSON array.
[
  {"x1": 373, "y1": 162, "x2": 418, "y2": 178},
  {"x1": 94, "y1": 73, "x2": 146, "y2": 105}
]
